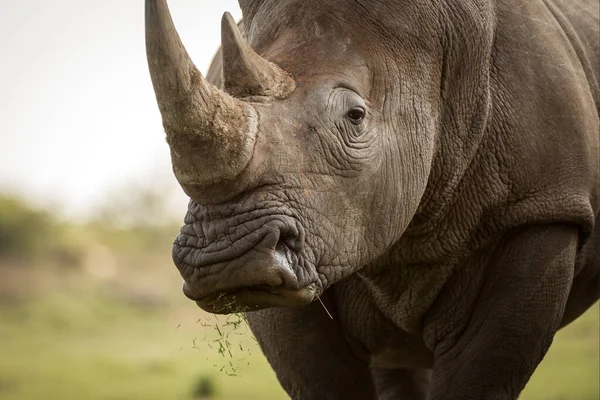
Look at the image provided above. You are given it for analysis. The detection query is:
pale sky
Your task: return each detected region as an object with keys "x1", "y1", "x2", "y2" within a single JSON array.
[{"x1": 0, "y1": 0, "x2": 242, "y2": 217}]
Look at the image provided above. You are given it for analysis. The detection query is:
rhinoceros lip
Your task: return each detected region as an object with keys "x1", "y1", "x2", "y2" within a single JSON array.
[{"x1": 184, "y1": 282, "x2": 317, "y2": 314}]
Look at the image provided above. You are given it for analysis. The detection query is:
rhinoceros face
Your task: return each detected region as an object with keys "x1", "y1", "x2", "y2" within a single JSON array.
[{"x1": 146, "y1": 0, "x2": 442, "y2": 313}]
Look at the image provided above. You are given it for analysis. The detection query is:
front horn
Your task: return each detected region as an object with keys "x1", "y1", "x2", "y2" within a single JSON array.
[{"x1": 145, "y1": 0, "x2": 258, "y2": 189}]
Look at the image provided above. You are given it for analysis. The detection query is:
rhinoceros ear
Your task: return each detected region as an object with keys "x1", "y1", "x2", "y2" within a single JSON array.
[{"x1": 237, "y1": 0, "x2": 263, "y2": 16}]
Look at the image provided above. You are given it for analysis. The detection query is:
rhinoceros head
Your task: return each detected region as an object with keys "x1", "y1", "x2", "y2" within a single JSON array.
[{"x1": 146, "y1": 0, "x2": 442, "y2": 313}]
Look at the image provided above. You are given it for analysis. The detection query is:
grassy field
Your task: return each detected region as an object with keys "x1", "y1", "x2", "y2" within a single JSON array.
[
  {"x1": 0, "y1": 267, "x2": 288, "y2": 400},
  {"x1": 0, "y1": 196, "x2": 597, "y2": 399},
  {"x1": 0, "y1": 270, "x2": 596, "y2": 400}
]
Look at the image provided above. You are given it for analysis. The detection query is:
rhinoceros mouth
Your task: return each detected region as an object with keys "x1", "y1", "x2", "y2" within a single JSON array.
[
  {"x1": 179, "y1": 242, "x2": 318, "y2": 312},
  {"x1": 185, "y1": 283, "x2": 317, "y2": 314}
]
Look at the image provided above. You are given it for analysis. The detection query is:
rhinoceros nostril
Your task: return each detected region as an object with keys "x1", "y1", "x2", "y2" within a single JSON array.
[
  {"x1": 279, "y1": 232, "x2": 297, "y2": 252},
  {"x1": 275, "y1": 220, "x2": 304, "y2": 254}
]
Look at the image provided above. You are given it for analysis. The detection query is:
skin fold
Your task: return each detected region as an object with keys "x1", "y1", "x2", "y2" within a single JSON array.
[{"x1": 145, "y1": 0, "x2": 600, "y2": 398}]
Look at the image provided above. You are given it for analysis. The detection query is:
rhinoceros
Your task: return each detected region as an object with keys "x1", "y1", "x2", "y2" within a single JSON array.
[{"x1": 144, "y1": 0, "x2": 600, "y2": 398}]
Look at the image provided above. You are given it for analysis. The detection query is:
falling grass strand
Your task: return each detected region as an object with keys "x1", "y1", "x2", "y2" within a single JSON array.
[{"x1": 316, "y1": 294, "x2": 334, "y2": 320}]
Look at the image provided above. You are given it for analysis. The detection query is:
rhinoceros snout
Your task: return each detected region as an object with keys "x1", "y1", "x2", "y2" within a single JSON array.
[
  {"x1": 178, "y1": 242, "x2": 316, "y2": 313},
  {"x1": 171, "y1": 201, "x2": 319, "y2": 313}
]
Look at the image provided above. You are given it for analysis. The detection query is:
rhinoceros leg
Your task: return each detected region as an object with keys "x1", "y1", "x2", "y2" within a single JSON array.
[
  {"x1": 371, "y1": 368, "x2": 430, "y2": 400},
  {"x1": 246, "y1": 294, "x2": 378, "y2": 400},
  {"x1": 427, "y1": 224, "x2": 578, "y2": 400}
]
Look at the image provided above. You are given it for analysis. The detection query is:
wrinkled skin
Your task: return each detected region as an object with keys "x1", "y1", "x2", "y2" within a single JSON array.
[{"x1": 152, "y1": 0, "x2": 600, "y2": 398}]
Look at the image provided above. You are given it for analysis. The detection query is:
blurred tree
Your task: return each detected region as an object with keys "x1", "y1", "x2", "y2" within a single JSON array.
[{"x1": 0, "y1": 195, "x2": 54, "y2": 259}]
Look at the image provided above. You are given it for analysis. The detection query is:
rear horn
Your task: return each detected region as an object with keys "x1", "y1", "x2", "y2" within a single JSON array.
[{"x1": 221, "y1": 12, "x2": 296, "y2": 98}]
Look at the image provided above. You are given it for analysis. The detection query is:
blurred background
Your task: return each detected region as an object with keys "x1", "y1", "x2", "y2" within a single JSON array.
[{"x1": 0, "y1": 1, "x2": 597, "y2": 399}]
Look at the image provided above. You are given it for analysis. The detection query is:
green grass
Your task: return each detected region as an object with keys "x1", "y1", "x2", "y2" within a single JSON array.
[
  {"x1": 0, "y1": 289, "x2": 596, "y2": 400},
  {"x1": 0, "y1": 223, "x2": 596, "y2": 400},
  {"x1": 0, "y1": 292, "x2": 287, "y2": 400}
]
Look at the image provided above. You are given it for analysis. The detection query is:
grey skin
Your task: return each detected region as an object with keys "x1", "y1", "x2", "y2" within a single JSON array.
[{"x1": 145, "y1": 0, "x2": 600, "y2": 398}]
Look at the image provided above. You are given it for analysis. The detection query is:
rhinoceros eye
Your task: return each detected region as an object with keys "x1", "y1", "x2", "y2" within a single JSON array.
[{"x1": 346, "y1": 107, "x2": 365, "y2": 125}]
